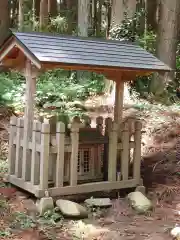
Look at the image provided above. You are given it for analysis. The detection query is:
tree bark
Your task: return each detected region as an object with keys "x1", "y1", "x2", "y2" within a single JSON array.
[
  {"x1": 78, "y1": 0, "x2": 90, "y2": 36},
  {"x1": 152, "y1": 0, "x2": 180, "y2": 95},
  {"x1": 18, "y1": 0, "x2": 24, "y2": 31},
  {"x1": 111, "y1": 0, "x2": 124, "y2": 26},
  {"x1": 124, "y1": 0, "x2": 136, "y2": 18},
  {"x1": 146, "y1": 0, "x2": 158, "y2": 31},
  {"x1": 35, "y1": 0, "x2": 40, "y2": 18},
  {"x1": 96, "y1": 0, "x2": 103, "y2": 36},
  {"x1": 40, "y1": 0, "x2": 48, "y2": 30},
  {"x1": 48, "y1": 0, "x2": 57, "y2": 17},
  {"x1": 0, "y1": 0, "x2": 10, "y2": 45}
]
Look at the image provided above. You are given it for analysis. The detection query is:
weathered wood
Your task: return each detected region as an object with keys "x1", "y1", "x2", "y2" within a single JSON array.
[
  {"x1": 8, "y1": 175, "x2": 38, "y2": 195},
  {"x1": 96, "y1": 116, "x2": 103, "y2": 133},
  {"x1": 105, "y1": 118, "x2": 113, "y2": 136},
  {"x1": 121, "y1": 122, "x2": 130, "y2": 180},
  {"x1": 15, "y1": 118, "x2": 24, "y2": 178},
  {"x1": 133, "y1": 121, "x2": 142, "y2": 183},
  {"x1": 40, "y1": 121, "x2": 50, "y2": 190},
  {"x1": 70, "y1": 123, "x2": 79, "y2": 186},
  {"x1": 22, "y1": 60, "x2": 37, "y2": 181},
  {"x1": 56, "y1": 122, "x2": 65, "y2": 187},
  {"x1": 36, "y1": 179, "x2": 138, "y2": 197},
  {"x1": 8, "y1": 116, "x2": 17, "y2": 175},
  {"x1": 103, "y1": 117, "x2": 113, "y2": 180},
  {"x1": 114, "y1": 80, "x2": 124, "y2": 125},
  {"x1": 108, "y1": 123, "x2": 118, "y2": 181},
  {"x1": 97, "y1": 145, "x2": 102, "y2": 175},
  {"x1": 31, "y1": 120, "x2": 41, "y2": 185}
]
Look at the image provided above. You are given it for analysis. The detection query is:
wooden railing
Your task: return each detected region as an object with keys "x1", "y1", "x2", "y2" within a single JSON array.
[{"x1": 8, "y1": 116, "x2": 142, "y2": 197}]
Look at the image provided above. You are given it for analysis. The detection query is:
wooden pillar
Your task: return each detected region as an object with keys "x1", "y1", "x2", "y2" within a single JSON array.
[
  {"x1": 114, "y1": 80, "x2": 124, "y2": 125},
  {"x1": 22, "y1": 59, "x2": 37, "y2": 181}
]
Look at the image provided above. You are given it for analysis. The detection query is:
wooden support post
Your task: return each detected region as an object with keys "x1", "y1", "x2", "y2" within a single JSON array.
[
  {"x1": 133, "y1": 121, "x2": 142, "y2": 183},
  {"x1": 22, "y1": 59, "x2": 37, "y2": 181},
  {"x1": 70, "y1": 123, "x2": 79, "y2": 186},
  {"x1": 8, "y1": 116, "x2": 17, "y2": 175},
  {"x1": 15, "y1": 118, "x2": 24, "y2": 178},
  {"x1": 31, "y1": 120, "x2": 41, "y2": 185},
  {"x1": 114, "y1": 80, "x2": 124, "y2": 125},
  {"x1": 108, "y1": 122, "x2": 118, "y2": 181},
  {"x1": 103, "y1": 117, "x2": 113, "y2": 180},
  {"x1": 56, "y1": 122, "x2": 65, "y2": 187},
  {"x1": 40, "y1": 121, "x2": 50, "y2": 190},
  {"x1": 121, "y1": 122, "x2": 130, "y2": 180}
]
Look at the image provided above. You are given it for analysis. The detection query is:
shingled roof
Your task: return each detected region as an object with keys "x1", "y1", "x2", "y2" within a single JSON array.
[{"x1": 0, "y1": 30, "x2": 171, "y2": 73}]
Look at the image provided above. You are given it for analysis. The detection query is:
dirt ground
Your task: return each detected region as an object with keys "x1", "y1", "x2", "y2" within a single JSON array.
[{"x1": 1, "y1": 102, "x2": 180, "y2": 239}]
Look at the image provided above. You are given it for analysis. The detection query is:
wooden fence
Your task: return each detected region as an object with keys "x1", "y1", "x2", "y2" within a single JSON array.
[{"x1": 8, "y1": 116, "x2": 142, "y2": 198}]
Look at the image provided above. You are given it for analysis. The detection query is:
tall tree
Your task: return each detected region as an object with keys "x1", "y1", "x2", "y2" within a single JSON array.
[
  {"x1": 35, "y1": 0, "x2": 41, "y2": 18},
  {"x1": 40, "y1": 0, "x2": 48, "y2": 30},
  {"x1": 152, "y1": 0, "x2": 180, "y2": 94},
  {"x1": 146, "y1": 0, "x2": 158, "y2": 31},
  {"x1": 18, "y1": 0, "x2": 24, "y2": 31},
  {"x1": 78, "y1": 0, "x2": 90, "y2": 36},
  {"x1": 0, "y1": 0, "x2": 10, "y2": 45},
  {"x1": 111, "y1": 0, "x2": 124, "y2": 26},
  {"x1": 124, "y1": 0, "x2": 136, "y2": 18},
  {"x1": 48, "y1": 0, "x2": 57, "y2": 17}
]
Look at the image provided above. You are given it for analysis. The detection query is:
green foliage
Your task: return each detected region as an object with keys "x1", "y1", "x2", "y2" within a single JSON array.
[
  {"x1": 11, "y1": 211, "x2": 36, "y2": 229},
  {"x1": 0, "y1": 229, "x2": 11, "y2": 238},
  {"x1": 0, "y1": 69, "x2": 105, "y2": 118},
  {"x1": 38, "y1": 208, "x2": 63, "y2": 226},
  {"x1": 0, "y1": 72, "x2": 24, "y2": 106}
]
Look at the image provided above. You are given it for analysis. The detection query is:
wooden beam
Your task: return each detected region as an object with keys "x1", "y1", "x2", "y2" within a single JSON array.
[
  {"x1": 42, "y1": 62, "x2": 157, "y2": 77},
  {"x1": 35, "y1": 179, "x2": 138, "y2": 197},
  {"x1": 22, "y1": 59, "x2": 37, "y2": 181}
]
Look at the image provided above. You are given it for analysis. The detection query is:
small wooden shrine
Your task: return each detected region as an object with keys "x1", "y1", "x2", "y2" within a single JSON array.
[{"x1": 0, "y1": 30, "x2": 171, "y2": 197}]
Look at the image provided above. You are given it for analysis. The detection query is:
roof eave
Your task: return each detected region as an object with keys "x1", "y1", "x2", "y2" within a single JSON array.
[{"x1": 0, "y1": 35, "x2": 41, "y2": 70}]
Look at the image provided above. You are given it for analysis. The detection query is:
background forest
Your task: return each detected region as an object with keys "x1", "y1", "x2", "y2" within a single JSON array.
[{"x1": 0, "y1": 0, "x2": 180, "y2": 117}]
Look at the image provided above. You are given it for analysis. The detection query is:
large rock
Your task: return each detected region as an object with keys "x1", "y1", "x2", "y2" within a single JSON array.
[
  {"x1": 85, "y1": 198, "x2": 112, "y2": 208},
  {"x1": 127, "y1": 192, "x2": 152, "y2": 214},
  {"x1": 56, "y1": 199, "x2": 88, "y2": 218},
  {"x1": 171, "y1": 226, "x2": 180, "y2": 239},
  {"x1": 36, "y1": 197, "x2": 54, "y2": 216}
]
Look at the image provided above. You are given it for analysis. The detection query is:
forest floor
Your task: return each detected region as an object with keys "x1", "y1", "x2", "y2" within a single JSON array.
[{"x1": 1, "y1": 97, "x2": 180, "y2": 239}]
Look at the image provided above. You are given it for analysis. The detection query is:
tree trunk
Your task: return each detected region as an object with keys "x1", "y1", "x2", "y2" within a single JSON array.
[
  {"x1": 111, "y1": 0, "x2": 124, "y2": 26},
  {"x1": 78, "y1": 0, "x2": 90, "y2": 36},
  {"x1": 0, "y1": 0, "x2": 10, "y2": 45},
  {"x1": 151, "y1": 0, "x2": 180, "y2": 95},
  {"x1": 35, "y1": 0, "x2": 40, "y2": 18},
  {"x1": 18, "y1": 0, "x2": 24, "y2": 31},
  {"x1": 40, "y1": 0, "x2": 48, "y2": 30},
  {"x1": 146, "y1": 0, "x2": 158, "y2": 31},
  {"x1": 10, "y1": 0, "x2": 18, "y2": 27},
  {"x1": 77, "y1": 0, "x2": 91, "y2": 80},
  {"x1": 124, "y1": 0, "x2": 136, "y2": 18},
  {"x1": 48, "y1": 0, "x2": 57, "y2": 17},
  {"x1": 136, "y1": 0, "x2": 145, "y2": 34},
  {"x1": 96, "y1": 0, "x2": 103, "y2": 36}
]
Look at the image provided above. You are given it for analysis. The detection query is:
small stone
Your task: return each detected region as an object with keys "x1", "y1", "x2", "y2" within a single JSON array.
[
  {"x1": 56, "y1": 199, "x2": 88, "y2": 218},
  {"x1": 127, "y1": 191, "x2": 152, "y2": 214},
  {"x1": 36, "y1": 197, "x2": 54, "y2": 216},
  {"x1": 85, "y1": 198, "x2": 112, "y2": 207},
  {"x1": 135, "y1": 186, "x2": 146, "y2": 195}
]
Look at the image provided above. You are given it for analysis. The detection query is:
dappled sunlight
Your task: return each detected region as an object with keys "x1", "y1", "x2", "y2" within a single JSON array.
[{"x1": 68, "y1": 220, "x2": 109, "y2": 239}]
